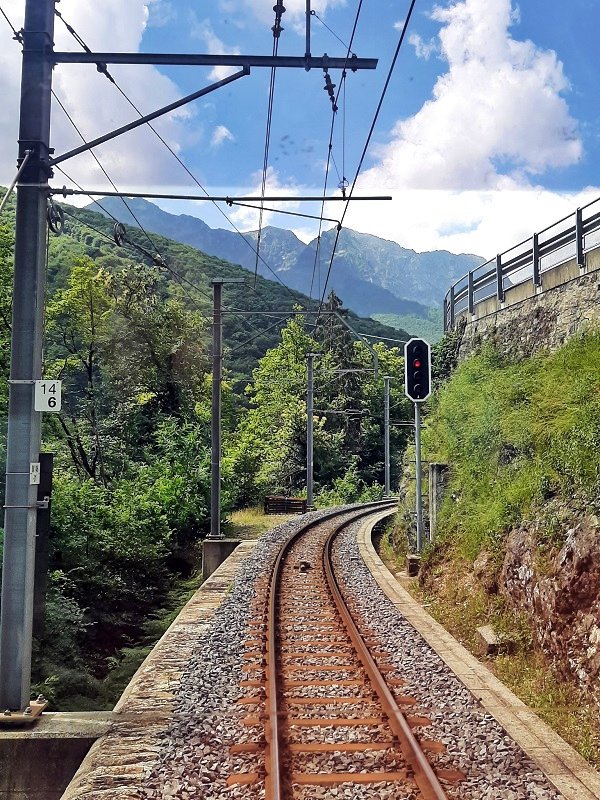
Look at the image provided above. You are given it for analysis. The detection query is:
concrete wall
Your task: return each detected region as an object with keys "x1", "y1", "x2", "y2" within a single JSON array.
[
  {"x1": 0, "y1": 713, "x2": 112, "y2": 800},
  {"x1": 455, "y1": 247, "x2": 600, "y2": 361}
]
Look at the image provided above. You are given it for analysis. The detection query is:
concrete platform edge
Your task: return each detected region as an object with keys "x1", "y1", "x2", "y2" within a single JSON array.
[{"x1": 357, "y1": 511, "x2": 600, "y2": 800}]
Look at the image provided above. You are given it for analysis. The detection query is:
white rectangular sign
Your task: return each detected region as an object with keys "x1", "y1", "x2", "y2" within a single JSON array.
[
  {"x1": 30, "y1": 462, "x2": 41, "y2": 485},
  {"x1": 34, "y1": 380, "x2": 62, "y2": 412}
]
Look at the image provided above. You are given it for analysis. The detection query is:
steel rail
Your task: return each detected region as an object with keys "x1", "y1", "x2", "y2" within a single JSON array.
[
  {"x1": 323, "y1": 519, "x2": 450, "y2": 800},
  {"x1": 263, "y1": 501, "x2": 396, "y2": 799}
]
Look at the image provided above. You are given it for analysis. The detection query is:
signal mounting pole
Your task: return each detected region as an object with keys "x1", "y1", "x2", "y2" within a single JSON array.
[
  {"x1": 306, "y1": 353, "x2": 316, "y2": 510},
  {"x1": 404, "y1": 338, "x2": 432, "y2": 554},
  {"x1": 1, "y1": 0, "x2": 378, "y2": 711},
  {"x1": 384, "y1": 376, "x2": 391, "y2": 498}
]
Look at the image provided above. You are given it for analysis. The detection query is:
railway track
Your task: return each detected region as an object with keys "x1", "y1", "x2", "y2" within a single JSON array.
[{"x1": 228, "y1": 503, "x2": 464, "y2": 799}]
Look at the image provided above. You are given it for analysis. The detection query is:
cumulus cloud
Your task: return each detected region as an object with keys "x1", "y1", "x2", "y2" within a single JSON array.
[
  {"x1": 189, "y1": 16, "x2": 241, "y2": 81},
  {"x1": 228, "y1": 167, "x2": 301, "y2": 230},
  {"x1": 409, "y1": 33, "x2": 438, "y2": 60},
  {"x1": 146, "y1": 0, "x2": 177, "y2": 28},
  {"x1": 340, "y1": 187, "x2": 599, "y2": 260},
  {"x1": 364, "y1": 0, "x2": 581, "y2": 192},
  {"x1": 211, "y1": 125, "x2": 235, "y2": 148},
  {"x1": 0, "y1": 0, "x2": 192, "y2": 189},
  {"x1": 338, "y1": 0, "x2": 592, "y2": 258}
]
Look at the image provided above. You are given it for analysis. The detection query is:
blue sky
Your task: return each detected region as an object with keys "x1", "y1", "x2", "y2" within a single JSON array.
[{"x1": 1, "y1": 0, "x2": 600, "y2": 259}]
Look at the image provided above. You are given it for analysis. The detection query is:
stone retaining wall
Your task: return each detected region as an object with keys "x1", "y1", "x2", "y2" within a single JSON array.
[{"x1": 456, "y1": 248, "x2": 600, "y2": 361}]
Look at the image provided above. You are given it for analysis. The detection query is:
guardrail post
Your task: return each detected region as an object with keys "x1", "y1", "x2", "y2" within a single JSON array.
[
  {"x1": 496, "y1": 253, "x2": 504, "y2": 302},
  {"x1": 467, "y1": 272, "x2": 474, "y2": 315},
  {"x1": 532, "y1": 232, "x2": 541, "y2": 286},
  {"x1": 449, "y1": 285, "x2": 455, "y2": 329},
  {"x1": 576, "y1": 207, "x2": 585, "y2": 268}
]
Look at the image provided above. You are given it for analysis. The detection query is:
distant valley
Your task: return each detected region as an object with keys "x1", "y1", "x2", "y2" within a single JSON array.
[{"x1": 89, "y1": 198, "x2": 485, "y2": 340}]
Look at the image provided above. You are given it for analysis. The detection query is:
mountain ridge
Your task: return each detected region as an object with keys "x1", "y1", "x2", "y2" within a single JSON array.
[{"x1": 88, "y1": 198, "x2": 484, "y2": 323}]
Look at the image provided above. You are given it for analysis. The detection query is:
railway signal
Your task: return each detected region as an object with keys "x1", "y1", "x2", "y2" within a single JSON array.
[
  {"x1": 403, "y1": 338, "x2": 432, "y2": 554},
  {"x1": 404, "y1": 337, "x2": 431, "y2": 402}
]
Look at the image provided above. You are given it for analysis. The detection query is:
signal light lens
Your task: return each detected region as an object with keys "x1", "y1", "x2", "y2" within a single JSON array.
[{"x1": 413, "y1": 359, "x2": 422, "y2": 368}]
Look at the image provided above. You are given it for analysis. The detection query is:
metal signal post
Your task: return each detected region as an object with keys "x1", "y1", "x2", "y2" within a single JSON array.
[{"x1": 384, "y1": 376, "x2": 391, "y2": 497}]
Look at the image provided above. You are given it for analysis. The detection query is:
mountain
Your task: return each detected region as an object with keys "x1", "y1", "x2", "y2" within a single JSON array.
[
  {"x1": 38, "y1": 200, "x2": 410, "y2": 377},
  {"x1": 88, "y1": 198, "x2": 484, "y2": 324}
]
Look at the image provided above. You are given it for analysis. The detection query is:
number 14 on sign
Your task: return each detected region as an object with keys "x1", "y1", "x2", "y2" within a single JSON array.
[{"x1": 34, "y1": 380, "x2": 62, "y2": 412}]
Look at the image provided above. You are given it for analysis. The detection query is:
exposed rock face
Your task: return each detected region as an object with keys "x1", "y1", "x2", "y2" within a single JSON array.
[{"x1": 500, "y1": 516, "x2": 600, "y2": 703}]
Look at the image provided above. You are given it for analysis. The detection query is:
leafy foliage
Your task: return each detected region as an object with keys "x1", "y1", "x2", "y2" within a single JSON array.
[
  {"x1": 423, "y1": 334, "x2": 600, "y2": 558},
  {"x1": 0, "y1": 195, "x2": 412, "y2": 708}
]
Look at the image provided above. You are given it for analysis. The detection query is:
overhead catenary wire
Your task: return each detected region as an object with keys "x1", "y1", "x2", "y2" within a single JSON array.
[
  {"x1": 51, "y1": 87, "x2": 168, "y2": 266},
  {"x1": 316, "y1": 0, "x2": 418, "y2": 317},
  {"x1": 59, "y1": 205, "x2": 211, "y2": 320},
  {"x1": 53, "y1": 7, "x2": 308, "y2": 311},
  {"x1": 254, "y1": 1, "x2": 285, "y2": 285},
  {"x1": 0, "y1": 3, "x2": 21, "y2": 40},
  {"x1": 54, "y1": 168, "x2": 305, "y2": 340},
  {"x1": 228, "y1": 201, "x2": 340, "y2": 226},
  {"x1": 309, "y1": 0, "x2": 364, "y2": 301},
  {"x1": 55, "y1": 170, "x2": 267, "y2": 335}
]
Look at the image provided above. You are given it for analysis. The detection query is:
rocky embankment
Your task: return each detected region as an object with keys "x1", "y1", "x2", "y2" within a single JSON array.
[{"x1": 499, "y1": 510, "x2": 600, "y2": 705}]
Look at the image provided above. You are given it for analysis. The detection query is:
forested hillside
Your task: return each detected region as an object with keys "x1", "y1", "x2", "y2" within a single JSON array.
[{"x1": 0, "y1": 193, "x2": 412, "y2": 709}]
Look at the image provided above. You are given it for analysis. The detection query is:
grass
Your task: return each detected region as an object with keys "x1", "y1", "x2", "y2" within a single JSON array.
[
  {"x1": 411, "y1": 553, "x2": 600, "y2": 767},
  {"x1": 225, "y1": 506, "x2": 293, "y2": 540},
  {"x1": 423, "y1": 334, "x2": 600, "y2": 559}
]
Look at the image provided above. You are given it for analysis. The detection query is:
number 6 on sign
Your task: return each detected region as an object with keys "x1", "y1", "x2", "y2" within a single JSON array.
[{"x1": 34, "y1": 380, "x2": 62, "y2": 412}]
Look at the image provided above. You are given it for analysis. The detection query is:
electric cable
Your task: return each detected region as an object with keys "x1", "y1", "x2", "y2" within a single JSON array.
[
  {"x1": 310, "y1": 9, "x2": 355, "y2": 55},
  {"x1": 53, "y1": 172, "x2": 263, "y2": 335},
  {"x1": 51, "y1": 88, "x2": 168, "y2": 266},
  {"x1": 60, "y1": 206, "x2": 212, "y2": 319},
  {"x1": 0, "y1": 3, "x2": 21, "y2": 40},
  {"x1": 254, "y1": 1, "x2": 285, "y2": 285},
  {"x1": 229, "y1": 201, "x2": 339, "y2": 225},
  {"x1": 53, "y1": 7, "x2": 307, "y2": 309},
  {"x1": 317, "y1": 0, "x2": 418, "y2": 317},
  {"x1": 226, "y1": 316, "x2": 286, "y2": 355},
  {"x1": 309, "y1": 1, "x2": 363, "y2": 301}
]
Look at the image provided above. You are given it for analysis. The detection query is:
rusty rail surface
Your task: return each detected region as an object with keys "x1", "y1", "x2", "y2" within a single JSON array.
[
  {"x1": 228, "y1": 501, "x2": 462, "y2": 799},
  {"x1": 264, "y1": 502, "x2": 395, "y2": 798},
  {"x1": 323, "y1": 525, "x2": 449, "y2": 800}
]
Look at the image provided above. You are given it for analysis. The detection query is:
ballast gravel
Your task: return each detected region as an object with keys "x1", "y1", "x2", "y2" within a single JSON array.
[
  {"x1": 140, "y1": 506, "x2": 567, "y2": 800},
  {"x1": 332, "y1": 523, "x2": 566, "y2": 800}
]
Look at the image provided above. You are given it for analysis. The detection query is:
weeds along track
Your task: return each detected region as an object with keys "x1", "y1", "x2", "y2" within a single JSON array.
[{"x1": 228, "y1": 503, "x2": 463, "y2": 799}]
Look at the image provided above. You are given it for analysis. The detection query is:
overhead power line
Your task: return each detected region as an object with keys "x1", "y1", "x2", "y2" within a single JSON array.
[
  {"x1": 317, "y1": 0, "x2": 418, "y2": 316},
  {"x1": 309, "y1": 0, "x2": 364, "y2": 301},
  {"x1": 52, "y1": 7, "x2": 308, "y2": 310}
]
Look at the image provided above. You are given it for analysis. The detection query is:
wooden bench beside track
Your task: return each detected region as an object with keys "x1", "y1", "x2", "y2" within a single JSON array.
[{"x1": 264, "y1": 495, "x2": 307, "y2": 515}]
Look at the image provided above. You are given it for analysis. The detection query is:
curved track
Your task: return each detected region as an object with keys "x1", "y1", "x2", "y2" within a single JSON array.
[{"x1": 229, "y1": 503, "x2": 463, "y2": 799}]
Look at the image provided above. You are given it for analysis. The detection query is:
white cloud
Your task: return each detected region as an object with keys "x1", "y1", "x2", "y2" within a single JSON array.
[
  {"x1": 364, "y1": 0, "x2": 581, "y2": 192},
  {"x1": 146, "y1": 0, "x2": 177, "y2": 28},
  {"x1": 189, "y1": 16, "x2": 241, "y2": 81},
  {"x1": 211, "y1": 125, "x2": 235, "y2": 148},
  {"x1": 408, "y1": 33, "x2": 437, "y2": 60},
  {"x1": 229, "y1": 0, "x2": 346, "y2": 33},
  {"x1": 334, "y1": 0, "x2": 594, "y2": 260},
  {"x1": 0, "y1": 0, "x2": 192, "y2": 190},
  {"x1": 228, "y1": 167, "x2": 302, "y2": 230},
  {"x1": 340, "y1": 187, "x2": 600, "y2": 260}
]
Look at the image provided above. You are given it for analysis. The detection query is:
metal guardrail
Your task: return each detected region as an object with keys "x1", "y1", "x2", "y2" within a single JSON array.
[{"x1": 444, "y1": 196, "x2": 600, "y2": 330}]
